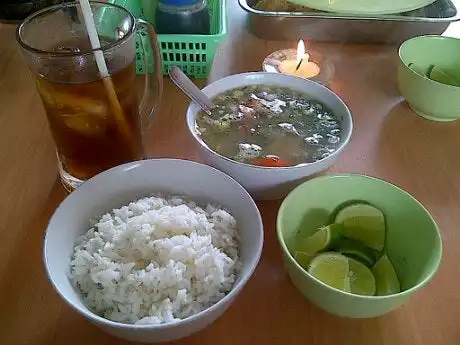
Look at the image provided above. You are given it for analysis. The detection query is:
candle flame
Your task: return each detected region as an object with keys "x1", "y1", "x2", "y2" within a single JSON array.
[
  {"x1": 297, "y1": 40, "x2": 305, "y2": 61},
  {"x1": 296, "y1": 39, "x2": 311, "y2": 63}
]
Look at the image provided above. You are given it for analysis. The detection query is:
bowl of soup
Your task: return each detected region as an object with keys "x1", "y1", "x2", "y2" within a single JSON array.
[{"x1": 185, "y1": 72, "x2": 353, "y2": 199}]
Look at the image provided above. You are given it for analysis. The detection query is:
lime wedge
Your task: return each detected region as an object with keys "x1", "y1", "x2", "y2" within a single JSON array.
[
  {"x1": 308, "y1": 252, "x2": 350, "y2": 291},
  {"x1": 334, "y1": 203, "x2": 385, "y2": 252},
  {"x1": 427, "y1": 65, "x2": 460, "y2": 87},
  {"x1": 336, "y1": 238, "x2": 377, "y2": 267},
  {"x1": 372, "y1": 254, "x2": 401, "y2": 296},
  {"x1": 347, "y1": 257, "x2": 376, "y2": 296},
  {"x1": 295, "y1": 223, "x2": 342, "y2": 253},
  {"x1": 294, "y1": 251, "x2": 314, "y2": 269}
]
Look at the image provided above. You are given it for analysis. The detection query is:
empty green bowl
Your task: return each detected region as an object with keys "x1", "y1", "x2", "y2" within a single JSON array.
[
  {"x1": 398, "y1": 35, "x2": 460, "y2": 122},
  {"x1": 276, "y1": 174, "x2": 442, "y2": 318}
]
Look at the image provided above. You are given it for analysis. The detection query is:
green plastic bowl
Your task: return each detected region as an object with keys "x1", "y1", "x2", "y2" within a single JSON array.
[
  {"x1": 398, "y1": 35, "x2": 460, "y2": 122},
  {"x1": 276, "y1": 174, "x2": 442, "y2": 318}
]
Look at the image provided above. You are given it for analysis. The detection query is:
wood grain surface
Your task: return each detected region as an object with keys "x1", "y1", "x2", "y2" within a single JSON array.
[{"x1": 1, "y1": 2, "x2": 460, "y2": 345}]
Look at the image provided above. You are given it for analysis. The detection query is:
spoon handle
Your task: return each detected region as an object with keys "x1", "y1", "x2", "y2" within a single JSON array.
[{"x1": 168, "y1": 66, "x2": 214, "y2": 115}]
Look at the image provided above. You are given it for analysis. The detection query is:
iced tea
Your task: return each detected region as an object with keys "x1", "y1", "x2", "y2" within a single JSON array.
[{"x1": 36, "y1": 38, "x2": 142, "y2": 182}]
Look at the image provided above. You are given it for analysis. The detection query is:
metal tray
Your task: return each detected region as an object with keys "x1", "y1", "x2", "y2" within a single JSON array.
[{"x1": 239, "y1": 0, "x2": 460, "y2": 44}]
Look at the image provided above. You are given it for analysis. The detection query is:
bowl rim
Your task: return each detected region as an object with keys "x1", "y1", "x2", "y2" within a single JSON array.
[
  {"x1": 185, "y1": 72, "x2": 354, "y2": 171},
  {"x1": 43, "y1": 158, "x2": 264, "y2": 329},
  {"x1": 276, "y1": 173, "x2": 443, "y2": 300},
  {"x1": 398, "y1": 34, "x2": 460, "y2": 91}
]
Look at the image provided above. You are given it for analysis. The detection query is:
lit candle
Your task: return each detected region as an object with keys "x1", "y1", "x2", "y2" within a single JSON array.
[{"x1": 279, "y1": 40, "x2": 320, "y2": 78}]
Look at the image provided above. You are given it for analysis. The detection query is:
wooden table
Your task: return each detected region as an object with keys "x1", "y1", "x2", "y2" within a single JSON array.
[{"x1": 1, "y1": 3, "x2": 460, "y2": 345}]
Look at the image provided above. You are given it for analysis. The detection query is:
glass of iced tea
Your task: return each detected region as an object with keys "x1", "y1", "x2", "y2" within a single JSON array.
[{"x1": 16, "y1": 1, "x2": 163, "y2": 191}]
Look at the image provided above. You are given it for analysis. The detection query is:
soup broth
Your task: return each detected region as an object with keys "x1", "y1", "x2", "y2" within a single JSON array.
[{"x1": 196, "y1": 85, "x2": 342, "y2": 167}]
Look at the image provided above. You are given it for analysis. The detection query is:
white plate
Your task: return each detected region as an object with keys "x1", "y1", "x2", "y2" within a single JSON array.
[{"x1": 287, "y1": 0, "x2": 436, "y2": 15}]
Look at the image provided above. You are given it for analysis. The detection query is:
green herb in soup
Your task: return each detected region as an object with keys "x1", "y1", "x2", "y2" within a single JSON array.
[{"x1": 196, "y1": 85, "x2": 342, "y2": 167}]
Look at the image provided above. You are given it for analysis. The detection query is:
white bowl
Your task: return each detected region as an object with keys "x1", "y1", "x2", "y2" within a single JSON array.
[
  {"x1": 186, "y1": 72, "x2": 353, "y2": 200},
  {"x1": 43, "y1": 159, "x2": 263, "y2": 343}
]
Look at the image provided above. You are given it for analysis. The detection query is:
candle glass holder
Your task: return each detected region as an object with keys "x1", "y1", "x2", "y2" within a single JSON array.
[{"x1": 263, "y1": 48, "x2": 334, "y2": 85}]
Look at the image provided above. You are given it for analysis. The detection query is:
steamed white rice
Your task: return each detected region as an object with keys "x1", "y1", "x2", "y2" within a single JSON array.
[{"x1": 70, "y1": 195, "x2": 241, "y2": 325}]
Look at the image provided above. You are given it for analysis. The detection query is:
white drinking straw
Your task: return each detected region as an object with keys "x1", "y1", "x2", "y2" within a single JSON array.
[
  {"x1": 78, "y1": 0, "x2": 136, "y2": 155},
  {"x1": 78, "y1": 0, "x2": 109, "y2": 77}
]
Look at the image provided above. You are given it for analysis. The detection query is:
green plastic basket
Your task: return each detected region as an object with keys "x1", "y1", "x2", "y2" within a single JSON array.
[{"x1": 108, "y1": 0, "x2": 227, "y2": 78}]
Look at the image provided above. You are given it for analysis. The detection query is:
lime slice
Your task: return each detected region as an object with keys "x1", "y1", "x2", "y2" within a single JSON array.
[
  {"x1": 427, "y1": 65, "x2": 460, "y2": 87},
  {"x1": 336, "y1": 238, "x2": 377, "y2": 267},
  {"x1": 372, "y1": 254, "x2": 401, "y2": 296},
  {"x1": 408, "y1": 62, "x2": 428, "y2": 77},
  {"x1": 295, "y1": 223, "x2": 341, "y2": 253},
  {"x1": 294, "y1": 251, "x2": 314, "y2": 269},
  {"x1": 334, "y1": 203, "x2": 385, "y2": 252},
  {"x1": 347, "y1": 257, "x2": 376, "y2": 296},
  {"x1": 308, "y1": 252, "x2": 350, "y2": 291}
]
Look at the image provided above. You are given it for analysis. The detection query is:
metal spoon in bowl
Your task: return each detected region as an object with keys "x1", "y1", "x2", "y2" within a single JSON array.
[{"x1": 168, "y1": 66, "x2": 214, "y2": 115}]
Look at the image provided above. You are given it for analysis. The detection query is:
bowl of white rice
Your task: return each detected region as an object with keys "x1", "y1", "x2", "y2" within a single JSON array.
[{"x1": 44, "y1": 159, "x2": 263, "y2": 343}]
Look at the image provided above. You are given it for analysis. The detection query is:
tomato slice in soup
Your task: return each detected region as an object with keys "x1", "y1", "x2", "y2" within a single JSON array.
[{"x1": 250, "y1": 156, "x2": 291, "y2": 167}]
